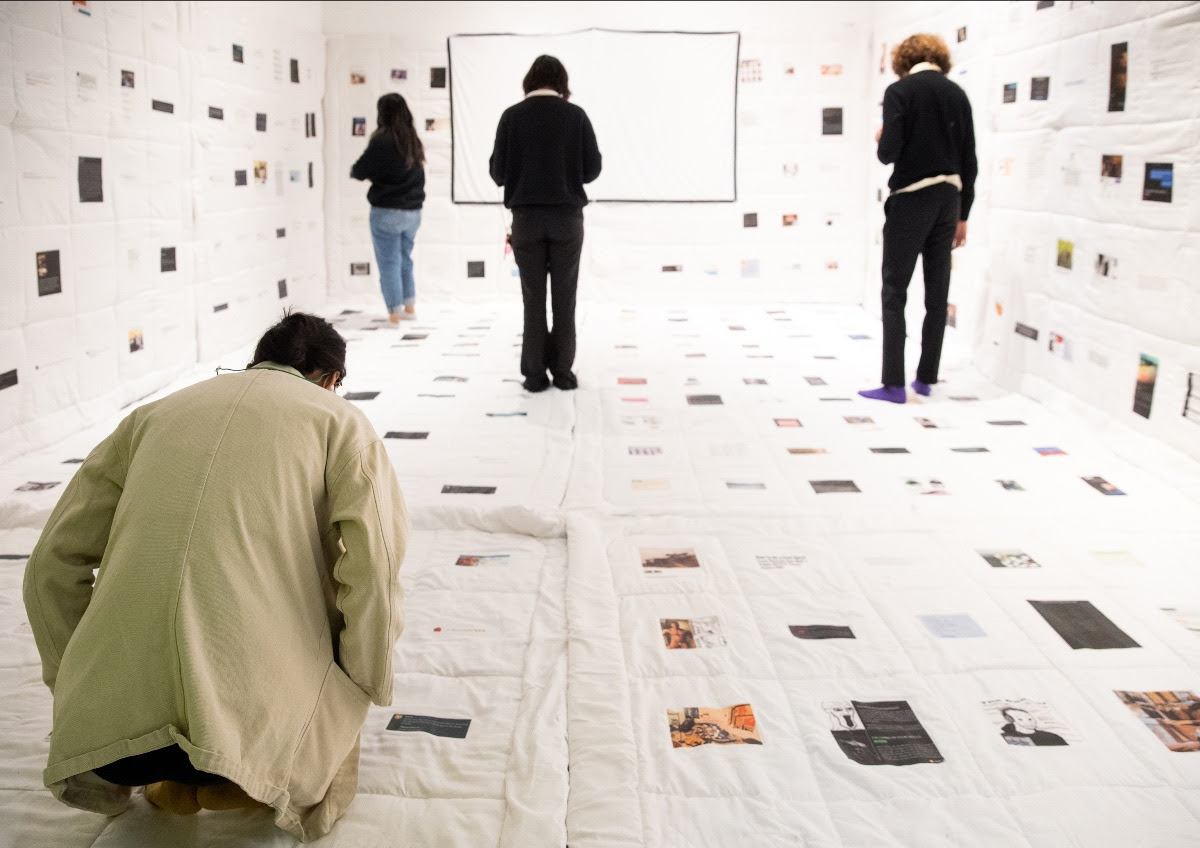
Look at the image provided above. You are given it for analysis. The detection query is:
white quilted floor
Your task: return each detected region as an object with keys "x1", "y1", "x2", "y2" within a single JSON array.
[{"x1": 2, "y1": 300, "x2": 1199, "y2": 847}]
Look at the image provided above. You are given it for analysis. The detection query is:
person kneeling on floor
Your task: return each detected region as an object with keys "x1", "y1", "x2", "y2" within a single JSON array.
[{"x1": 23, "y1": 311, "x2": 408, "y2": 842}]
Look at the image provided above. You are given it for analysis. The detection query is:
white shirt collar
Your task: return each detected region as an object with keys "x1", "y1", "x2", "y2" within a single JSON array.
[
  {"x1": 525, "y1": 88, "x2": 562, "y2": 98},
  {"x1": 909, "y1": 62, "x2": 942, "y2": 75}
]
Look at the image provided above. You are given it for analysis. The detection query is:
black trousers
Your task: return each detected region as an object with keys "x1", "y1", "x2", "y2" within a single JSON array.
[
  {"x1": 879, "y1": 182, "x2": 960, "y2": 387},
  {"x1": 93, "y1": 744, "x2": 224, "y2": 787},
  {"x1": 510, "y1": 205, "x2": 585, "y2": 381}
]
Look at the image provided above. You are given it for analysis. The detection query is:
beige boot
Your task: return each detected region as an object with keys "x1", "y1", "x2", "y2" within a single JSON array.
[
  {"x1": 144, "y1": 780, "x2": 201, "y2": 815},
  {"x1": 197, "y1": 781, "x2": 269, "y2": 811}
]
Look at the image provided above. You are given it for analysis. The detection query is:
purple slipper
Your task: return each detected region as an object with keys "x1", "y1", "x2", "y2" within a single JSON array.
[
  {"x1": 858, "y1": 386, "x2": 906, "y2": 404},
  {"x1": 911, "y1": 380, "x2": 931, "y2": 396}
]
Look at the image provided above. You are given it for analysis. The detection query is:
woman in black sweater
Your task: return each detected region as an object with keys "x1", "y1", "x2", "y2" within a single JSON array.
[
  {"x1": 351, "y1": 93, "x2": 426, "y2": 322},
  {"x1": 489, "y1": 55, "x2": 602, "y2": 392}
]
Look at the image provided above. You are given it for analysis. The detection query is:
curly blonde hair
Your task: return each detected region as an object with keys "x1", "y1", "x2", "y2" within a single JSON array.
[{"x1": 891, "y1": 34, "x2": 952, "y2": 77}]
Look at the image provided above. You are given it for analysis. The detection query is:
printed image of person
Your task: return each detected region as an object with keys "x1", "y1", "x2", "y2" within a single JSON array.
[
  {"x1": 351, "y1": 93, "x2": 426, "y2": 323},
  {"x1": 1000, "y1": 707, "x2": 1068, "y2": 746},
  {"x1": 859, "y1": 34, "x2": 977, "y2": 404},
  {"x1": 23, "y1": 312, "x2": 408, "y2": 841},
  {"x1": 662, "y1": 619, "x2": 697, "y2": 650},
  {"x1": 489, "y1": 55, "x2": 602, "y2": 392}
]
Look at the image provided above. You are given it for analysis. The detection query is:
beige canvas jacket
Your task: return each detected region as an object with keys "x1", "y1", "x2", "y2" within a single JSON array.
[{"x1": 22, "y1": 362, "x2": 408, "y2": 841}]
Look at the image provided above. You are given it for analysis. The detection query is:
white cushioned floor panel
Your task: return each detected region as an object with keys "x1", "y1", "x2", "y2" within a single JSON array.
[{"x1": 1, "y1": 301, "x2": 1198, "y2": 846}]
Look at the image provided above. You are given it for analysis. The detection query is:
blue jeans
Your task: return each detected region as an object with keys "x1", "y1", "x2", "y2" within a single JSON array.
[{"x1": 369, "y1": 206, "x2": 422, "y2": 311}]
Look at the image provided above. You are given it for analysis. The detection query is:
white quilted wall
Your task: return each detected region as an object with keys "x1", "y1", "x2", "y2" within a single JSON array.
[
  {"x1": 868, "y1": 0, "x2": 1200, "y2": 468},
  {"x1": 322, "y1": 1, "x2": 873, "y2": 307},
  {"x1": 0, "y1": 0, "x2": 326, "y2": 466}
]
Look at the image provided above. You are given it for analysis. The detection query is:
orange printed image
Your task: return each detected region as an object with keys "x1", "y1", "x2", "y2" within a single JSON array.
[{"x1": 669, "y1": 704, "x2": 761, "y2": 748}]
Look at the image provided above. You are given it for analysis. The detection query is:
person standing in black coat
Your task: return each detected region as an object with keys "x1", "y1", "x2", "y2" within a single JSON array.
[
  {"x1": 489, "y1": 55, "x2": 602, "y2": 392},
  {"x1": 860, "y1": 34, "x2": 977, "y2": 404}
]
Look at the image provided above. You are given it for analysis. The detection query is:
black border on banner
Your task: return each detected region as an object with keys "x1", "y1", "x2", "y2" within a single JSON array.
[{"x1": 446, "y1": 28, "x2": 740, "y2": 204}]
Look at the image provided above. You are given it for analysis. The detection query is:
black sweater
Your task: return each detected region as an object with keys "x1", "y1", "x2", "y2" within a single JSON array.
[
  {"x1": 350, "y1": 134, "x2": 425, "y2": 209},
  {"x1": 877, "y1": 70, "x2": 977, "y2": 220},
  {"x1": 489, "y1": 96, "x2": 602, "y2": 208}
]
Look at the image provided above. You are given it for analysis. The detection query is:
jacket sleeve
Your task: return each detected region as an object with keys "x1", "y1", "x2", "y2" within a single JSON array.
[
  {"x1": 877, "y1": 84, "x2": 905, "y2": 166},
  {"x1": 958, "y1": 95, "x2": 978, "y2": 221},
  {"x1": 23, "y1": 415, "x2": 132, "y2": 692},
  {"x1": 488, "y1": 112, "x2": 507, "y2": 186},
  {"x1": 581, "y1": 112, "x2": 602, "y2": 184},
  {"x1": 326, "y1": 439, "x2": 408, "y2": 706},
  {"x1": 350, "y1": 140, "x2": 377, "y2": 181}
]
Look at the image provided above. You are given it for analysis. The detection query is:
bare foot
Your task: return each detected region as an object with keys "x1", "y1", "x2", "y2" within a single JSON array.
[{"x1": 144, "y1": 780, "x2": 201, "y2": 815}]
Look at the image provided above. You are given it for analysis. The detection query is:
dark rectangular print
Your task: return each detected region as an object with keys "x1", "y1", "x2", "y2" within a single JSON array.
[
  {"x1": 821, "y1": 107, "x2": 843, "y2": 135},
  {"x1": 386, "y1": 714, "x2": 470, "y2": 738},
  {"x1": 790, "y1": 625, "x2": 855, "y2": 640},
  {"x1": 36, "y1": 250, "x2": 62, "y2": 296},
  {"x1": 1143, "y1": 163, "x2": 1172, "y2": 203},
  {"x1": 1028, "y1": 600, "x2": 1140, "y2": 649},
  {"x1": 385, "y1": 431, "x2": 428, "y2": 439},
  {"x1": 78, "y1": 156, "x2": 103, "y2": 202},
  {"x1": 441, "y1": 485, "x2": 496, "y2": 494},
  {"x1": 1108, "y1": 42, "x2": 1127, "y2": 112}
]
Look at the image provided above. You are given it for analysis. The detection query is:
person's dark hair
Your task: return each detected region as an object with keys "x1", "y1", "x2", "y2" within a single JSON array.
[
  {"x1": 522, "y1": 55, "x2": 570, "y2": 99},
  {"x1": 371, "y1": 92, "x2": 425, "y2": 167},
  {"x1": 249, "y1": 311, "x2": 347, "y2": 385}
]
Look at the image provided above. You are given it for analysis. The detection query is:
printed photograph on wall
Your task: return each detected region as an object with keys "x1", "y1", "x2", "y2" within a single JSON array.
[
  {"x1": 1132, "y1": 353, "x2": 1158, "y2": 419},
  {"x1": 1143, "y1": 163, "x2": 1173, "y2": 202},
  {"x1": 128, "y1": 329, "x2": 144, "y2": 353},
  {"x1": 1100, "y1": 154, "x2": 1122, "y2": 183},
  {"x1": 36, "y1": 250, "x2": 62, "y2": 297},
  {"x1": 391, "y1": 69, "x2": 408, "y2": 81},
  {"x1": 738, "y1": 59, "x2": 762, "y2": 83},
  {"x1": 121, "y1": 69, "x2": 135, "y2": 88},
  {"x1": 1003, "y1": 82, "x2": 1017, "y2": 103},
  {"x1": 78, "y1": 157, "x2": 103, "y2": 203},
  {"x1": 1095, "y1": 254, "x2": 1117, "y2": 278},
  {"x1": 349, "y1": 71, "x2": 366, "y2": 85},
  {"x1": 957, "y1": 27, "x2": 967, "y2": 42},
  {"x1": 1186, "y1": 373, "x2": 1200, "y2": 427},
  {"x1": 232, "y1": 44, "x2": 244, "y2": 63},
  {"x1": 1056, "y1": 239, "x2": 1074, "y2": 270},
  {"x1": 253, "y1": 161, "x2": 267, "y2": 184},
  {"x1": 669, "y1": 704, "x2": 761, "y2": 748},
  {"x1": 1115, "y1": 691, "x2": 1200, "y2": 751},
  {"x1": 821, "y1": 107, "x2": 844, "y2": 135},
  {"x1": 1108, "y1": 42, "x2": 1128, "y2": 112},
  {"x1": 1030, "y1": 76, "x2": 1050, "y2": 101},
  {"x1": 430, "y1": 67, "x2": 447, "y2": 88},
  {"x1": 290, "y1": 58, "x2": 299, "y2": 84},
  {"x1": 352, "y1": 117, "x2": 366, "y2": 136},
  {"x1": 1050, "y1": 331, "x2": 1072, "y2": 361}
]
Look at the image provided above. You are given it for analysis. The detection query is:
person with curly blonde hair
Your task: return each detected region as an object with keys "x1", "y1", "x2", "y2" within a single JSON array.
[{"x1": 859, "y1": 33, "x2": 977, "y2": 404}]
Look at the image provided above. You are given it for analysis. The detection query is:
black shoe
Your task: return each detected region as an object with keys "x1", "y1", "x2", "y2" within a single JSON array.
[
  {"x1": 522, "y1": 376, "x2": 550, "y2": 393},
  {"x1": 552, "y1": 372, "x2": 578, "y2": 391}
]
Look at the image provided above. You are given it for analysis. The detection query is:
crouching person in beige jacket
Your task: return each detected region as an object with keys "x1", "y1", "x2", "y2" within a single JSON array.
[{"x1": 23, "y1": 312, "x2": 408, "y2": 842}]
